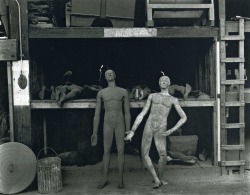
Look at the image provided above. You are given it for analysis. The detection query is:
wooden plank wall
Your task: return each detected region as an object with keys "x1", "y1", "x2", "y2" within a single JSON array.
[
  {"x1": 0, "y1": 40, "x2": 17, "y2": 61},
  {"x1": 8, "y1": 0, "x2": 33, "y2": 147}
]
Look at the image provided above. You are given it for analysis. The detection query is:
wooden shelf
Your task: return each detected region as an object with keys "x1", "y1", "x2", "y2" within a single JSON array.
[
  {"x1": 28, "y1": 27, "x2": 219, "y2": 39},
  {"x1": 31, "y1": 99, "x2": 216, "y2": 109}
]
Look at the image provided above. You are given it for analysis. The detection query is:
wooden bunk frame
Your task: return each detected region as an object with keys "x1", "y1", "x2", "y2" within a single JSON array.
[{"x1": 146, "y1": 0, "x2": 215, "y2": 27}]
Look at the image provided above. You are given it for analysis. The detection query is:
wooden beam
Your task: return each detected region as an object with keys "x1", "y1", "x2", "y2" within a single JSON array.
[
  {"x1": 157, "y1": 27, "x2": 218, "y2": 38},
  {"x1": 29, "y1": 27, "x2": 219, "y2": 38},
  {"x1": 30, "y1": 99, "x2": 215, "y2": 109},
  {"x1": 0, "y1": 39, "x2": 17, "y2": 61},
  {"x1": 29, "y1": 28, "x2": 105, "y2": 39},
  {"x1": 218, "y1": 0, "x2": 225, "y2": 20}
]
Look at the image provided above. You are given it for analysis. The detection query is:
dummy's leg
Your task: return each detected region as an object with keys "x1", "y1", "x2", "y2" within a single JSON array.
[
  {"x1": 184, "y1": 84, "x2": 192, "y2": 99},
  {"x1": 115, "y1": 122, "x2": 125, "y2": 189},
  {"x1": 57, "y1": 87, "x2": 67, "y2": 107},
  {"x1": 55, "y1": 85, "x2": 63, "y2": 101},
  {"x1": 39, "y1": 85, "x2": 46, "y2": 100},
  {"x1": 50, "y1": 86, "x2": 56, "y2": 100},
  {"x1": 141, "y1": 127, "x2": 161, "y2": 188},
  {"x1": 64, "y1": 89, "x2": 82, "y2": 101},
  {"x1": 154, "y1": 132, "x2": 168, "y2": 185},
  {"x1": 98, "y1": 123, "x2": 114, "y2": 189}
]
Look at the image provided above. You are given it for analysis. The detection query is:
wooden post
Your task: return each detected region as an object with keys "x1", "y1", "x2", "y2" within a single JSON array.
[{"x1": 7, "y1": 62, "x2": 14, "y2": 142}]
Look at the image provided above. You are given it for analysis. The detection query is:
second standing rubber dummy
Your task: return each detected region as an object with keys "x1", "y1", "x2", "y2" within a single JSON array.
[
  {"x1": 91, "y1": 69, "x2": 131, "y2": 189},
  {"x1": 125, "y1": 75, "x2": 187, "y2": 189}
]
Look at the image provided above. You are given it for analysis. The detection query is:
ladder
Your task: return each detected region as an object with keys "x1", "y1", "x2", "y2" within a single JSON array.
[{"x1": 220, "y1": 18, "x2": 245, "y2": 175}]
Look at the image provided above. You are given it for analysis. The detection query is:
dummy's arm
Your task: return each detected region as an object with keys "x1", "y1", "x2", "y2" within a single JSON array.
[
  {"x1": 123, "y1": 90, "x2": 131, "y2": 132},
  {"x1": 131, "y1": 94, "x2": 152, "y2": 132},
  {"x1": 162, "y1": 97, "x2": 187, "y2": 136},
  {"x1": 125, "y1": 94, "x2": 152, "y2": 141},
  {"x1": 91, "y1": 91, "x2": 102, "y2": 146}
]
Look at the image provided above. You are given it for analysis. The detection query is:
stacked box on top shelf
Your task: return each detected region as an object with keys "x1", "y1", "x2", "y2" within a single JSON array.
[
  {"x1": 66, "y1": 0, "x2": 136, "y2": 27},
  {"x1": 28, "y1": 0, "x2": 56, "y2": 28}
]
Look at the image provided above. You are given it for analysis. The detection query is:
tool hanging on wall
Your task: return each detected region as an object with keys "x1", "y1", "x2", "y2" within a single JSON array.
[
  {"x1": 99, "y1": 65, "x2": 103, "y2": 82},
  {"x1": 13, "y1": 0, "x2": 27, "y2": 90}
]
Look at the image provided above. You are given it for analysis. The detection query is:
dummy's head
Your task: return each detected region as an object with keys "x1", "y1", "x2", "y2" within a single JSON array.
[
  {"x1": 105, "y1": 69, "x2": 116, "y2": 81},
  {"x1": 159, "y1": 76, "x2": 171, "y2": 89}
]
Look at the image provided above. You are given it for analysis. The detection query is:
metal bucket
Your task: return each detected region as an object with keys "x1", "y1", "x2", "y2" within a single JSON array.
[{"x1": 37, "y1": 147, "x2": 63, "y2": 194}]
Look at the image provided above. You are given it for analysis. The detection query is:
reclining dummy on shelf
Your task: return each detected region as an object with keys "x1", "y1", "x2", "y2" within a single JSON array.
[
  {"x1": 169, "y1": 83, "x2": 192, "y2": 99},
  {"x1": 127, "y1": 83, "x2": 192, "y2": 100},
  {"x1": 39, "y1": 71, "x2": 103, "y2": 107},
  {"x1": 127, "y1": 85, "x2": 151, "y2": 100}
]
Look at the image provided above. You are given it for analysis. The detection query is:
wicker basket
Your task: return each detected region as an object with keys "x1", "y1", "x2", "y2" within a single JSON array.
[{"x1": 37, "y1": 148, "x2": 62, "y2": 194}]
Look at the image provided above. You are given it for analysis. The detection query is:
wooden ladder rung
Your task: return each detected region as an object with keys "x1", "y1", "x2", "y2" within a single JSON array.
[
  {"x1": 221, "y1": 160, "x2": 245, "y2": 167},
  {"x1": 221, "y1": 145, "x2": 245, "y2": 150},
  {"x1": 223, "y1": 102, "x2": 245, "y2": 107},
  {"x1": 221, "y1": 58, "x2": 245, "y2": 63},
  {"x1": 221, "y1": 123, "x2": 245, "y2": 128},
  {"x1": 221, "y1": 80, "x2": 245, "y2": 85},
  {"x1": 221, "y1": 35, "x2": 244, "y2": 41}
]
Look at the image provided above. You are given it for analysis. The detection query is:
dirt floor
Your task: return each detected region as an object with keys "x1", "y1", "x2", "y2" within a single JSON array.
[{"x1": 19, "y1": 154, "x2": 250, "y2": 195}]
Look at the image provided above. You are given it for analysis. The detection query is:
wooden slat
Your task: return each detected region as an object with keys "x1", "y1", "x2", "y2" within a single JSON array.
[
  {"x1": 153, "y1": 11, "x2": 202, "y2": 19},
  {"x1": 221, "y1": 58, "x2": 245, "y2": 63},
  {"x1": 0, "y1": 39, "x2": 18, "y2": 61},
  {"x1": 30, "y1": 99, "x2": 216, "y2": 109},
  {"x1": 224, "y1": 102, "x2": 245, "y2": 107},
  {"x1": 221, "y1": 160, "x2": 245, "y2": 166},
  {"x1": 220, "y1": 35, "x2": 244, "y2": 41},
  {"x1": 221, "y1": 80, "x2": 245, "y2": 85},
  {"x1": 221, "y1": 123, "x2": 245, "y2": 129},
  {"x1": 148, "y1": 4, "x2": 213, "y2": 9},
  {"x1": 221, "y1": 145, "x2": 245, "y2": 150},
  {"x1": 226, "y1": 21, "x2": 250, "y2": 33}
]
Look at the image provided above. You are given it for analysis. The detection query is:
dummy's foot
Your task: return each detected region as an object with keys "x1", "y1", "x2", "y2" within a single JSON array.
[
  {"x1": 50, "y1": 86, "x2": 56, "y2": 100},
  {"x1": 118, "y1": 183, "x2": 125, "y2": 189},
  {"x1": 153, "y1": 182, "x2": 162, "y2": 189},
  {"x1": 98, "y1": 181, "x2": 109, "y2": 189},
  {"x1": 39, "y1": 85, "x2": 46, "y2": 100},
  {"x1": 57, "y1": 94, "x2": 66, "y2": 107},
  {"x1": 184, "y1": 83, "x2": 192, "y2": 99},
  {"x1": 55, "y1": 85, "x2": 63, "y2": 101},
  {"x1": 160, "y1": 179, "x2": 168, "y2": 185}
]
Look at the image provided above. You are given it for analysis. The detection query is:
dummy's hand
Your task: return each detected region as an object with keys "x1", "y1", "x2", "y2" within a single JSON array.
[
  {"x1": 64, "y1": 71, "x2": 72, "y2": 77},
  {"x1": 124, "y1": 131, "x2": 135, "y2": 142},
  {"x1": 91, "y1": 134, "x2": 98, "y2": 146},
  {"x1": 162, "y1": 130, "x2": 173, "y2": 137}
]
